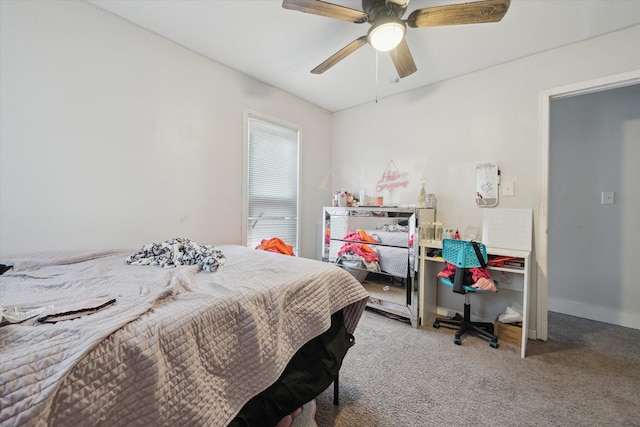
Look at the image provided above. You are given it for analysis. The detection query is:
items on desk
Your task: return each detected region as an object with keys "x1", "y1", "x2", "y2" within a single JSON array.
[
  {"x1": 435, "y1": 223, "x2": 443, "y2": 241},
  {"x1": 503, "y1": 259, "x2": 525, "y2": 269},
  {"x1": 426, "y1": 248, "x2": 441, "y2": 258},
  {"x1": 487, "y1": 255, "x2": 514, "y2": 267},
  {"x1": 498, "y1": 303, "x2": 523, "y2": 323},
  {"x1": 487, "y1": 255, "x2": 525, "y2": 269},
  {"x1": 494, "y1": 318, "x2": 522, "y2": 347},
  {"x1": 443, "y1": 228, "x2": 450, "y2": 239},
  {"x1": 495, "y1": 303, "x2": 524, "y2": 347},
  {"x1": 423, "y1": 223, "x2": 435, "y2": 242}
]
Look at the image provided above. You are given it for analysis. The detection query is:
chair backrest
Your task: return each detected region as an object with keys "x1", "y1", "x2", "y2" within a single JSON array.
[{"x1": 441, "y1": 239, "x2": 488, "y2": 268}]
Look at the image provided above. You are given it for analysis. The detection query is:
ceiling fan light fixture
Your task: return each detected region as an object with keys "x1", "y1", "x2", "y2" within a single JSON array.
[{"x1": 368, "y1": 18, "x2": 406, "y2": 52}]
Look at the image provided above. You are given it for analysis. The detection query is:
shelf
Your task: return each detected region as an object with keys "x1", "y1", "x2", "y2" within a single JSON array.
[
  {"x1": 364, "y1": 279, "x2": 413, "y2": 320},
  {"x1": 325, "y1": 206, "x2": 429, "y2": 215},
  {"x1": 330, "y1": 238, "x2": 410, "y2": 249},
  {"x1": 363, "y1": 280, "x2": 406, "y2": 306},
  {"x1": 421, "y1": 240, "x2": 530, "y2": 258},
  {"x1": 419, "y1": 241, "x2": 531, "y2": 358},
  {"x1": 338, "y1": 266, "x2": 410, "y2": 281},
  {"x1": 423, "y1": 255, "x2": 525, "y2": 276},
  {"x1": 489, "y1": 266, "x2": 526, "y2": 275},
  {"x1": 366, "y1": 299, "x2": 412, "y2": 319}
]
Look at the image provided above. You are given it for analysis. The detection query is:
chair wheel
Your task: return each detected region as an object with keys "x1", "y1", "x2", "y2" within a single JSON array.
[
  {"x1": 490, "y1": 342, "x2": 499, "y2": 349},
  {"x1": 454, "y1": 338, "x2": 462, "y2": 345},
  {"x1": 433, "y1": 322, "x2": 440, "y2": 329}
]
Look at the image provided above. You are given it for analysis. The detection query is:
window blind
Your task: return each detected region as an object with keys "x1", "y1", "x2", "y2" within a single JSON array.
[{"x1": 247, "y1": 115, "x2": 299, "y2": 254}]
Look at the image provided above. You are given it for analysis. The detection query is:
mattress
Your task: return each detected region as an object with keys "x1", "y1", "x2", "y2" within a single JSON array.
[{"x1": 0, "y1": 245, "x2": 368, "y2": 426}]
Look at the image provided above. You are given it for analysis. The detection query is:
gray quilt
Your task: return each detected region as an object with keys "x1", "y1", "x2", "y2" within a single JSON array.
[{"x1": 0, "y1": 245, "x2": 368, "y2": 426}]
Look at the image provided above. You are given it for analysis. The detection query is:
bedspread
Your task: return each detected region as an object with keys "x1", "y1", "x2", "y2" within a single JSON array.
[{"x1": 0, "y1": 245, "x2": 368, "y2": 426}]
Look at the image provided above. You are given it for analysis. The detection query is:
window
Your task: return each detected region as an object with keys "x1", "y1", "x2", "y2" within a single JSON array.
[{"x1": 244, "y1": 112, "x2": 300, "y2": 254}]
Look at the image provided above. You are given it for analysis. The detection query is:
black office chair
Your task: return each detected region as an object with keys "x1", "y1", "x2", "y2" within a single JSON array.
[{"x1": 433, "y1": 239, "x2": 499, "y2": 348}]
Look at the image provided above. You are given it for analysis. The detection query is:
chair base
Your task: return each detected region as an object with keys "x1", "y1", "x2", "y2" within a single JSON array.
[{"x1": 433, "y1": 301, "x2": 499, "y2": 348}]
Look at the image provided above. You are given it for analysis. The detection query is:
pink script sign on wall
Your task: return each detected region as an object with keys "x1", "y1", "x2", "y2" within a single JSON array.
[{"x1": 376, "y1": 160, "x2": 408, "y2": 193}]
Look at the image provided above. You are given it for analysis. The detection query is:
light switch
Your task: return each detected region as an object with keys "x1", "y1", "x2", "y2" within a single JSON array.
[
  {"x1": 503, "y1": 181, "x2": 514, "y2": 197},
  {"x1": 601, "y1": 191, "x2": 614, "y2": 205}
]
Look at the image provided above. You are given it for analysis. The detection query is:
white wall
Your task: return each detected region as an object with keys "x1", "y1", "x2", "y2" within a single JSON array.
[
  {"x1": 2, "y1": 1, "x2": 639, "y2": 331},
  {"x1": 331, "y1": 24, "x2": 640, "y2": 333},
  {"x1": 549, "y1": 84, "x2": 640, "y2": 329},
  {"x1": 0, "y1": 0, "x2": 332, "y2": 259}
]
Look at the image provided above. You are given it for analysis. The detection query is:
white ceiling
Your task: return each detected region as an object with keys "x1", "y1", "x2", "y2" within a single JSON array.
[{"x1": 87, "y1": 0, "x2": 640, "y2": 112}]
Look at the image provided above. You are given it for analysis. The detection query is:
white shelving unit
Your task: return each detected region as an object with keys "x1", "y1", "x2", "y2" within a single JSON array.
[{"x1": 419, "y1": 240, "x2": 531, "y2": 358}]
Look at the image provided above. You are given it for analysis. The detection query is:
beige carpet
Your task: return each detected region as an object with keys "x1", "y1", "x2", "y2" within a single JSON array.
[{"x1": 314, "y1": 309, "x2": 640, "y2": 426}]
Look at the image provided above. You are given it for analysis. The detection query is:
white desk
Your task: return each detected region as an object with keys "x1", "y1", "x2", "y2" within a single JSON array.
[{"x1": 418, "y1": 240, "x2": 530, "y2": 358}]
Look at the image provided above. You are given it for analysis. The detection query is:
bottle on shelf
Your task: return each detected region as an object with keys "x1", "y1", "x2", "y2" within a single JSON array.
[
  {"x1": 445, "y1": 228, "x2": 453, "y2": 239},
  {"x1": 435, "y1": 223, "x2": 443, "y2": 241},
  {"x1": 454, "y1": 229, "x2": 460, "y2": 240}
]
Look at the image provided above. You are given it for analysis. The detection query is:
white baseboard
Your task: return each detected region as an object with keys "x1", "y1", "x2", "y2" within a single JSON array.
[{"x1": 548, "y1": 296, "x2": 640, "y2": 330}]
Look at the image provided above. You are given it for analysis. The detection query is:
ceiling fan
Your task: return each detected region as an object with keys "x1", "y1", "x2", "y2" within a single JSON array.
[{"x1": 282, "y1": 0, "x2": 511, "y2": 78}]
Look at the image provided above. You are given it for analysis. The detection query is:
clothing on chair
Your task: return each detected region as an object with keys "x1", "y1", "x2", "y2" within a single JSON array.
[
  {"x1": 472, "y1": 277, "x2": 497, "y2": 291},
  {"x1": 437, "y1": 262, "x2": 497, "y2": 292}
]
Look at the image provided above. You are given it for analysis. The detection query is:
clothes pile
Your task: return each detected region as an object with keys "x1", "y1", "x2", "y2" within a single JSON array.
[
  {"x1": 255, "y1": 237, "x2": 295, "y2": 256},
  {"x1": 126, "y1": 237, "x2": 226, "y2": 272},
  {"x1": 336, "y1": 229, "x2": 381, "y2": 272}
]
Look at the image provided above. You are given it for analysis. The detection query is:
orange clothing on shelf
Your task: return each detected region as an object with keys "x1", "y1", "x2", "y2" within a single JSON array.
[
  {"x1": 357, "y1": 229, "x2": 377, "y2": 243},
  {"x1": 337, "y1": 242, "x2": 379, "y2": 263},
  {"x1": 338, "y1": 229, "x2": 380, "y2": 263},
  {"x1": 255, "y1": 237, "x2": 295, "y2": 256},
  {"x1": 343, "y1": 229, "x2": 377, "y2": 244}
]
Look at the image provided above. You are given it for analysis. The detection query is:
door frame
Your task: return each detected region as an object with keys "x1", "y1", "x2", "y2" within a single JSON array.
[{"x1": 537, "y1": 69, "x2": 640, "y2": 340}]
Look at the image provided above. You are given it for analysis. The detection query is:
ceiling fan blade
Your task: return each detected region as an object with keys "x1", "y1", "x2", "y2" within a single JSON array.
[
  {"x1": 311, "y1": 36, "x2": 368, "y2": 74},
  {"x1": 407, "y1": 0, "x2": 510, "y2": 28},
  {"x1": 389, "y1": 38, "x2": 417, "y2": 78},
  {"x1": 283, "y1": 0, "x2": 368, "y2": 23}
]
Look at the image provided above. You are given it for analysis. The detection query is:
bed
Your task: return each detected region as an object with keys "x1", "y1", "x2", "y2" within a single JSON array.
[{"x1": 0, "y1": 243, "x2": 369, "y2": 426}]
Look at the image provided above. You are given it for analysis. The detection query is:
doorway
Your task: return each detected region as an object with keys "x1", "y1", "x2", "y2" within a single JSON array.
[{"x1": 538, "y1": 70, "x2": 640, "y2": 340}]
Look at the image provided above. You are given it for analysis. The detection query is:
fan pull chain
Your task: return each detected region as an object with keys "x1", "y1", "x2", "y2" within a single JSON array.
[{"x1": 375, "y1": 50, "x2": 379, "y2": 103}]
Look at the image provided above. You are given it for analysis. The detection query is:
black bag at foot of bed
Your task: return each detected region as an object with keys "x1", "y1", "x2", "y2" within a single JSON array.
[{"x1": 228, "y1": 310, "x2": 353, "y2": 427}]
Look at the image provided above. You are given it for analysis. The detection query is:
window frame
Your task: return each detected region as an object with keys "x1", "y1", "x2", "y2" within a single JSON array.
[{"x1": 242, "y1": 109, "x2": 301, "y2": 254}]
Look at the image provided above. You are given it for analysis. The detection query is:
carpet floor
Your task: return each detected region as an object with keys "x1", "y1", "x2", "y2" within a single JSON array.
[{"x1": 314, "y1": 309, "x2": 640, "y2": 426}]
